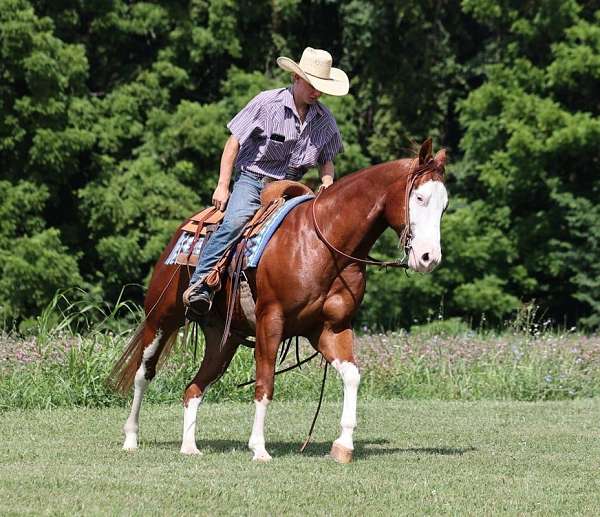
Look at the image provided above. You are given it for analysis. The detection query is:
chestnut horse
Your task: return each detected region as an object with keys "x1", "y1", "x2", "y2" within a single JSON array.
[{"x1": 109, "y1": 139, "x2": 448, "y2": 463}]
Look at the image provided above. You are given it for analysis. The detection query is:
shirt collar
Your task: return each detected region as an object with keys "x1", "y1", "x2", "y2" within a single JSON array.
[{"x1": 283, "y1": 87, "x2": 323, "y2": 121}]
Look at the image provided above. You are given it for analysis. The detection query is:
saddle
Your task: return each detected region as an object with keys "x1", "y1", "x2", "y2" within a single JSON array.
[
  {"x1": 260, "y1": 180, "x2": 313, "y2": 205},
  {"x1": 177, "y1": 180, "x2": 313, "y2": 284}
]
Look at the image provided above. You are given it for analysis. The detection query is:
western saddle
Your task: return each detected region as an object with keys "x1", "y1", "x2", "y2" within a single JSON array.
[{"x1": 177, "y1": 180, "x2": 314, "y2": 290}]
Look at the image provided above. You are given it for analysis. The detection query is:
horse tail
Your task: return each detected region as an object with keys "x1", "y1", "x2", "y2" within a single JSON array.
[
  {"x1": 107, "y1": 222, "x2": 194, "y2": 395},
  {"x1": 108, "y1": 322, "x2": 147, "y2": 395},
  {"x1": 107, "y1": 319, "x2": 182, "y2": 395}
]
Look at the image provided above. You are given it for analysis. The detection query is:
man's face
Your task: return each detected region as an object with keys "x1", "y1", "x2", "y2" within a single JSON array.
[{"x1": 294, "y1": 75, "x2": 322, "y2": 105}]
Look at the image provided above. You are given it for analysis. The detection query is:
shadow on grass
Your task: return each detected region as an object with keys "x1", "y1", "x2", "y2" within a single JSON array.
[
  {"x1": 148, "y1": 439, "x2": 476, "y2": 458},
  {"x1": 391, "y1": 446, "x2": 477, "y2": 456}
]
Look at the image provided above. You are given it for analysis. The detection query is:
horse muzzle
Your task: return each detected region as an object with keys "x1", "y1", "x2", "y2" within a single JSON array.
[{"x1": 407, "y1": 244, "x2": 441, "y2": 273}]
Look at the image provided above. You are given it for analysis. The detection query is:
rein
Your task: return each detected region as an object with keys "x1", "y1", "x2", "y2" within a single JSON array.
[
  {"x1": 311, "y1": 158, "x2": 435, "y2": 268},
  {"x1": 311, "y1": 193, "x2": 408, "y2": 268}
]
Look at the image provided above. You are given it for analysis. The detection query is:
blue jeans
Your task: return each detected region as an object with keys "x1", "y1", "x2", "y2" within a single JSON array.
[{"x1": 190, "y1": 171, "x2": 266, "y2": 285}]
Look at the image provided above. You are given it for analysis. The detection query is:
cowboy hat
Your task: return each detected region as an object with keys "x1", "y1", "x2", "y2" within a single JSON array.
[{"x1": 277, "y1": 47, "x2": 349, "y2": 96}]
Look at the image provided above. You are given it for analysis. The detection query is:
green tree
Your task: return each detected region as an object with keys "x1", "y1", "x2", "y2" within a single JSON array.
[
  {"x1": 452, "y1": 3, "x2": 600, "y2": 328},
  {"x1": 0, "y1": 181, "x2": 82, "y2": 321}
]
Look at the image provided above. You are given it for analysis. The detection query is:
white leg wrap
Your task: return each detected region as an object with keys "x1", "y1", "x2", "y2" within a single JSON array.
[
  {"x1": 180, "y1": 395, "x2": 203, "y2": 455},
  {"x1": 122, "y1": 331, "x2": 161, "y2": 451},
  {"x1": 248, "y1": 395, "x2": 272, "y2": 461},
  {"x1": 332, "y1": 360, "x2": 360, "y2": 451}
]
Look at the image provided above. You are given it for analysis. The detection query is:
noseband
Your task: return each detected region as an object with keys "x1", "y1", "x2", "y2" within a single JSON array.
[{"x1": 311, "y1": 158, "x2": 438, "y2": 269}]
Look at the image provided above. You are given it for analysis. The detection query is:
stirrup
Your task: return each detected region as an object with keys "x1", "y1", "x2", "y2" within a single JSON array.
[{"x1": 182, "y1": 281, "x2": 205, "y2": 307}]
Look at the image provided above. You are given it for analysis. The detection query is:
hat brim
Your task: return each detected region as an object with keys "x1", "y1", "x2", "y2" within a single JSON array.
[{"x1": 277, "y1": 56, "x2": 349, "y2": 96}]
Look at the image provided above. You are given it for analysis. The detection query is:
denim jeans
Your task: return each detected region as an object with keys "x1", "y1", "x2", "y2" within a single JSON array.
[{"x1": 190, "y1": 171, "x2": 266, "y2": 285}]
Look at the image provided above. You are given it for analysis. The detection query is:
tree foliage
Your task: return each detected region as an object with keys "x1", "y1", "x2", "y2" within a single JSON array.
[{"x1": 1, "y1": 0, "x2": 598, "y2": 330}]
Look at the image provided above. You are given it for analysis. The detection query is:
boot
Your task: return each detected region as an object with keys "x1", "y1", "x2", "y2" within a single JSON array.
[{"x1": 183, "y1": 282, "x2": 215, "y2": 316}]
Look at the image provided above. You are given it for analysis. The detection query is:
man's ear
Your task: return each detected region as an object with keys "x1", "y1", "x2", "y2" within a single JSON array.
[{"x1": 419, "y1": 137, "x2": 433, "y2": 165}]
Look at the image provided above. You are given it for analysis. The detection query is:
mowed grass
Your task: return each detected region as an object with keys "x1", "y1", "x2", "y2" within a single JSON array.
[{"x1": 2, "y1": 400, "x2": 600, "y2": 515}]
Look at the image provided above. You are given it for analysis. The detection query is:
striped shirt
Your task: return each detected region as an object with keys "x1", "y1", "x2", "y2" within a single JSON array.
[{"x1": 227, "y1": 87, "x2": 343, "y2": 180}]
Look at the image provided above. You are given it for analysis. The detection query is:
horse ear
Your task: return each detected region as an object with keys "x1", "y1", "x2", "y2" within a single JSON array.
[
  {"x1": 434, "y1": 149, "x2": 447, "y2": 169},
  {"x1": 419, "y1": 138, "x2": 433, "y2": 165}
]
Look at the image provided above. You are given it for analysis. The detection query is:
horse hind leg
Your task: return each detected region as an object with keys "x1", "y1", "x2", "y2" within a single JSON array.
[
  {"x1": 118, "y1": 321, "x2": 178, "y2": 450},
  {"x1": 180, "y1": 318, "x2": 240, "y2": 455}
]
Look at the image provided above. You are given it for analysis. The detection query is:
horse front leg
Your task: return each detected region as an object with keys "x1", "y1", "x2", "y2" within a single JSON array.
[
  {"x1": 318, "y1": 327, "x2": 360, "y2": 464},
  {"x1": 248, "y1": 310, "x2": 283, "y2": 462}
]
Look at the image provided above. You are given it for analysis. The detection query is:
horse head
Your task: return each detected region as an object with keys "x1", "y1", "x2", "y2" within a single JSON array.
[{"x1": 384, "y1": 139, "x2": 448, "y2": 273}]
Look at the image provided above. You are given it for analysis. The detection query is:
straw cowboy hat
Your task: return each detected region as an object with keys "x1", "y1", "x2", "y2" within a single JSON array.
[{"x1": 277, "y1": 47, "x2": 349, "y2": 96}]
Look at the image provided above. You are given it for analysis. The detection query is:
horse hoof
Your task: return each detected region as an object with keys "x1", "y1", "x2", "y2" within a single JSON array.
[
  {"x1": 330, "y1": 443, "x2": 353, "y2": 464},
  {"x1": 122, "y1": 438, "x2": 138, "y2": 451},
  {"x1": 180, "y1": 446, "x2": 202, "y2": 455},
  {"x1": 252, "y1": 451, "x2": 272, "y2": 462}
]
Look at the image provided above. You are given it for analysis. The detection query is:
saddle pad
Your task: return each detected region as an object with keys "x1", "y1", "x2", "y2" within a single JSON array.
[
  {"x1": 245, "y1": 194, "x2": 314, "y2": 267},
  {"x1": 164, "y1": 233, "x2": 204, "y2": 265},
  {"x1": 164, "y1": 194, "x2": 314, "y2": 267}
]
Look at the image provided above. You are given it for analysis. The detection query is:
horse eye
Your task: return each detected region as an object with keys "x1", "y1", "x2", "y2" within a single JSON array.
[{"x1": 416, "y1": 195, "x2": 424, "y2": 203}]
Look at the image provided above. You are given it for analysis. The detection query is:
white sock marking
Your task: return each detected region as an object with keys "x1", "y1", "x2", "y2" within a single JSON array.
[
  {"x1": 248, "y1": 395, "x2": 272, "y2": 461},
  {"x1": 122, "y1": 331, "x2": 162, "y2": 450},
  {"x1": 180, "y1": 395, "x2": 203, "y2": 455},
  {"x1": 331, "y1": 360, "x2": 360, "y2": 451}
]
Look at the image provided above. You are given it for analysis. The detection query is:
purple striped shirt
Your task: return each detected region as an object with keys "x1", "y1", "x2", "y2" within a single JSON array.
[{"x1": 227, "y1": 87, "x2": 343, "y2": 180}]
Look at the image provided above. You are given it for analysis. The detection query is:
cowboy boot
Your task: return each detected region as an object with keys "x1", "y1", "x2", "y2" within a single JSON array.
[{"x1": 183, "y1": 282, "x2": 215, "y2": 316}]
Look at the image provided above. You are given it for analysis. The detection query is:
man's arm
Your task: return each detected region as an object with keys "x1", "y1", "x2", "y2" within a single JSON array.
[
  {"x1": 212, "y1": 135, "x2": 240, "y2": 211},
  {"x1": 318, "y1": 160, "x2": 335, "y2": 189}
]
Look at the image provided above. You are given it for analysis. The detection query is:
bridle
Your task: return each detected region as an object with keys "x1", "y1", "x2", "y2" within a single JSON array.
[{"x1": 311, "y1": 158, "x2": 437, "y2": 269}]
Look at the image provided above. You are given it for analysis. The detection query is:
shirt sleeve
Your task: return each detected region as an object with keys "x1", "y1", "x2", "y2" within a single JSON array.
[
  {"x1": 226, "y1": 93, "x2": 265, "y2": 146},
  {"x1": 317, "y1": 125, "x2": 343, "y2": 165}
]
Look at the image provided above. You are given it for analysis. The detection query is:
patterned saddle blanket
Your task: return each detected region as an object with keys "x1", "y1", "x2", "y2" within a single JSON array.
[{"x1": 164, "y1": 194, "x2": 314, "y2": 268}]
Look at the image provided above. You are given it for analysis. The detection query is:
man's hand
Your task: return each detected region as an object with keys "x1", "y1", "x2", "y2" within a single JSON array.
[
  {"x1": 318, "y1": 160, "x2": 335, "y2": 192},
  {"x1": 320, "y1": 175, "x2": 334, "y2": 189},
  {"x1": 212, "y1": 184, "x2": 230, "y2": 211},
  {"x1": 211, "y1": 135, "x2": 239, "y2": 211}
]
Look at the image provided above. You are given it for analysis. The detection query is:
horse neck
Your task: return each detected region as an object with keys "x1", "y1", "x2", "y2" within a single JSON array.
[{"x1": 314, "y1": 163, "x2": 407, "y2": 261}]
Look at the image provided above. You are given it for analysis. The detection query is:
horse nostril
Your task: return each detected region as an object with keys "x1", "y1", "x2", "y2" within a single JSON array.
[{"x1": 421, "y1": 252, "x2": 430, "y2": 263}]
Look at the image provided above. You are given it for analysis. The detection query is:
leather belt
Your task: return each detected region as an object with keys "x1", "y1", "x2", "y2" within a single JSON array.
[
  {"x1": 238, "y1": 170, "x2": 276, "y2": 184},
  {"x1": 239, "y1": 167, "x2": 307, "y2": 184}
]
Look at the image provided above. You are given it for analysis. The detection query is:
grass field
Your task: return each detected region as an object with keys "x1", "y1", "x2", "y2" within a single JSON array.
[
  {"x1": 2, "y1": 399, "x2": 600, "y2": 515},
  {"x1": 3, "y1": 327, "x2": 600, "y2": 409}
]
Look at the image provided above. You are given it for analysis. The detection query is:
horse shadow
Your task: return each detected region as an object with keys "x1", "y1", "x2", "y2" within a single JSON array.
[{"x1": 149, "y1": 439, "x2": 476, "y2": 459}]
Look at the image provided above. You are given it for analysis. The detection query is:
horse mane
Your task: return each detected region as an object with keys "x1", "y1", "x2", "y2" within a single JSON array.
[{"x1": 328, "y1": 152, "x2": 445, "y2": 193}]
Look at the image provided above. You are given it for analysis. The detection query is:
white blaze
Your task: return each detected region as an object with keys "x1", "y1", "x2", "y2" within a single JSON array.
[{"x1": 407, "y1": 180, "x2": 448, "y2": 273}]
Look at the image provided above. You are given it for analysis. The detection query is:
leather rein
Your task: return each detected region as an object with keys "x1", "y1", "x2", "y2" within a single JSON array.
[{"x1": 311, "y1": 158, "x2": 434, "y2": 269}]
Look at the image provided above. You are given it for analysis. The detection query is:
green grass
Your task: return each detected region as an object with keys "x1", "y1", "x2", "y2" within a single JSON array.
[
  {"x1": 2, "y1": 328, "x2": 600, "y2": 409},
  {"x1": 2, "y1": 400, "x2": 600, "y2": 515},
  {"x1": 2, "y1": 293, "x2": 599, "y2": 409}
]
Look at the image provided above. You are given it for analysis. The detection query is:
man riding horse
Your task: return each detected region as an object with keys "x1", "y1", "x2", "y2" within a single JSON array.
[
  {"x1": 182, "y1": 47, "x2": 349, "y2": 316},
  {"x1": 110, "y1": 46, "x2": 448, "y2": 463}
]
